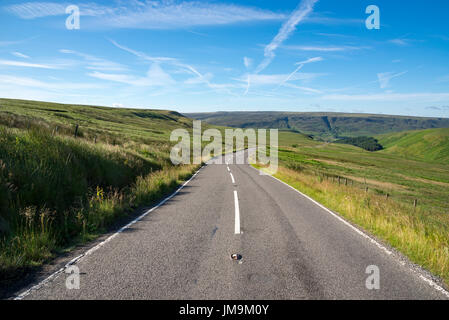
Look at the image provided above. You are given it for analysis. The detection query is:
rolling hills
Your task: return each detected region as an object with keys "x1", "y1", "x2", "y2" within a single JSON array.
[
  {"x1": 186, "y1": 111, "x2": 449, "y2": 139},
  {"x1": 377, "y1": 128, "x2": 449, "y2": 163}
]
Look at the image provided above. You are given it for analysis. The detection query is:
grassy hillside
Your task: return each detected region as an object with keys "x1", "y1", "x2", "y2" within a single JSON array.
[
  {"x1": 186, "y1": 111, "x2": 449, "y2": 139},
  {"x1": 377, "y1": 128, "x2": 449, "y2": 163},
  {"x1": 260, "y1": 130, "x2": 449, "y2": 286},
  {"x1": 276, "y1": 130, "x2": 449, "y2": 211},
  {"x1": 1, "y1": 98, "x2": 193, "y2": 146},
  {"x1": 0, "y1": 98, "x2": 218, "y2": 284}
]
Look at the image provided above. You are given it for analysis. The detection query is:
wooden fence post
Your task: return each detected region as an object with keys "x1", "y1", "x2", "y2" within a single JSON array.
[{"x1": 74, "y1": 124, "x2": 79, "y2": 138}]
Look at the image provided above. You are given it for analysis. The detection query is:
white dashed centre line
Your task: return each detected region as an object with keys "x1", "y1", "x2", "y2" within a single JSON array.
[
  {"x1": 230, "y1": 173, "x2": 235, "y2": 184},
  {"x1": 234, "y1": 190, "x2": 240, "y2": 235}
]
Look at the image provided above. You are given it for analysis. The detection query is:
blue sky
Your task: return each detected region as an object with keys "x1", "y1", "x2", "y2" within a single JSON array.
[{"x1": 1, "y1": 0, "x2": 449, "y2": 117}]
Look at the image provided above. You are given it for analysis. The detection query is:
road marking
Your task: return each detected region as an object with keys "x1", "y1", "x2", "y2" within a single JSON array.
[
  {"x1": 230, "y1": 173, "x2": 235, "y2": 184},
  {"x1": 13, "y1": 166, "x2": 205, "y2": 300},
  {"x1": 227, "y1": 166, "x2": 230, "y2": 172},
  {"x1": 234, "y1": 190, "x2": 240, "y2": 235},
  {"x1": 250, "y1": 165, "x2": 449, "y2": 299}
]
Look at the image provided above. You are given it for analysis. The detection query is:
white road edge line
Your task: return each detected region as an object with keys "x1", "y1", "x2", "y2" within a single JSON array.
[
  {"x1": 13, "y1": 166, "x2": 205, "y2": 300},
  {"x1": 230, "y1": 173, "x2": 236, "y2": 184},
  {"x1": 234, "y1": 190, "x2": 240, "y2": 235},
  {"x1": 250, "y1": 165, "x2": 449, "y2": 299}
]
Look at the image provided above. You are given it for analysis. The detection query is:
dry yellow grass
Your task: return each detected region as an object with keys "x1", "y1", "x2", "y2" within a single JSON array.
[{"x1": 259, "y1": 165, "x2": 449, "y2": 288}]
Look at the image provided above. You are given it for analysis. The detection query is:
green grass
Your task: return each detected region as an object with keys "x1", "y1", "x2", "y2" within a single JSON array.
[
  {"x1": 0, "y1": 98, "x2": 221, "y2": 282},
  {"x1": 377, "y1": 128, "x2": 449, "y2": 163},
  {"x1": 268, "y1": 166, "x2": 449, "y2": 288},
  {"x1": 258, "y1": 130, "x2": 449, "y2": 287},
  {"x1": 277, "y1": 131, "x2": 449, "y2": 213}
]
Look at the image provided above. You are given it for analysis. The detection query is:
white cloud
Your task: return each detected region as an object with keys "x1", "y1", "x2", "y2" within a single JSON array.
[
  {"x1": 275, "y1": 57, "x2": 323, "y2": 89},
  {"x1": 11, "y1": 52, "x2": 30, "y2": 59},
  {"x1": 284, "y1": 45, "x2": 366, "y2": 52},
  {"x1": 88, "y1": 63, "x2": 175, "y2": 87},
  {"x1": 110, "y1": 39, "x2": 234, "y2": 95},
  {"x1": 323, "y1": 93, "x2": 449, "y2": 102},
  {"x1": 109, "y1": 40, "x2": 177, "y2": 63},
  {"x1": 0, "y1": 59, "x2": 59, "y2": 69},
  {"x1": 255, "y1": 0, "x2": 318, "y2": 73},
  {"x1": 283, "y1": 83, "x2": 322, "y2": 94},
  {"x1": 389, "y1": 39, "x2": 410, "y2": 46},
  {"x1": 304, "y1": 14, "x2": 364, "y2": 25},
  {"x1": 0, "y1": 74, "x2": 102, "y2": 90},
  {"x1": 237, "y1": 72, "x2": 325, "y2": 86},
  {"x1": 60, "y1": 49, "x2": 127, "y2": 71},
  {"x1": 5, "y1": 1, "x2": 284, "y2": 29},
  {"x1": 4, "y1": 2, "x2": 114, "y2": 19},
  {"x1": 377, "y1": 71, "x2": 407, "y2": 89},
  {"x1": 296, "y1": 57, "x2": 323, "y2": 65},
  {"x1": 185, "y1": 72, "x2": 213, "y2": 85},
  {"x1": 0, "y1": 40, "x2": 22, "y2": 47},
  {"x1": 243, "y1": 57, "x2": 253, "y2": 69}
]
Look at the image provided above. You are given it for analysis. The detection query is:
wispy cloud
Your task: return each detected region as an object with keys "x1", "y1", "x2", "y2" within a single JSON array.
[
  {"x1": 276, "y1": 57, "x2": 323, "y2": 89},
  {"x1": 11, "y1": 52, "x2": 30, "y2": 59},
  {"x1": 282, "y1": 83, "x2": 322, "y2": 94},
  {"x1": 243, "y1": 57, "x2": 253, "y2": 69},
  {"x1": 109, "y1": 40, "x2": 176, "y2": 63},
  {"x1": 296, "y1": 57, "x2": 324, "y2": 65},
  {"x1": 255, "y1": 0, "x2": 318, "y2": 74},
  {"x1": 237, "y1": 72, "x2": 325, "y2": 86},
  {"x1": 0, "y1": 74, "x2": 102, "y2": 90},
  {"x1": 377, "y1": 71, "x2": 407, "y2": 89},
  {"x1": 5, "y1": 1, "x2": 285, "y2": 29},
  {"x1": 284, "y1": 45, "x2": 367, "y2": 52},
  {"x1": 0, "y1": 40, "x2": 22, "y2": 47},
  {"x1": 60, "y1": 49, "x2": 127, "y2": 71},
  {"x1": 304, "y1": 14, "x2": 364, "y2": 26},
  {"x1": 4, "y1": 2, "x2": 114, "y2": 19},
  {"x1": 0, "y1": 37, "x2": 39, "y2": 47},
  {"x1": 88, "y1": 63, "x2": 175, "y2": 87},
  {"x1": 242, "y1": 0, "x2": 318, "y2": 96},
  {"x1": 323, "y1": 92, "x2": 449, "y2": 102},
  {"x1": 426, "y1": 105, "x2": 449, "y2": 111},
  {"x1": 389, "y1": 38, "x2": 411, "y2": 46},
  {"x1": 0, "y1": 59, "x2": 59, "y2": 69},
  {"x1": 110, "y1": 39, "x2": 234, "y2": 95}
]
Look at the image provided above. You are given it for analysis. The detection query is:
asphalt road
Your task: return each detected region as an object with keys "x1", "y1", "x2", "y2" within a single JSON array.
[{"x1": 17, "y1": 150, "x2": 449, "y2": 300}]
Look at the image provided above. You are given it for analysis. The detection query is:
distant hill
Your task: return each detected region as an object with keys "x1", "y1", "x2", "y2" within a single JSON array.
[
  {"x1": 185, "y1": 112, "x2": 449, "y2": 138},
  {"x1": 377, "y1": 128, "x2": 449, "y2": 163}
]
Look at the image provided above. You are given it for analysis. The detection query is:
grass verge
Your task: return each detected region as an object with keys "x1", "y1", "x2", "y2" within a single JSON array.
[
  {"x1": 255, "y1": 165, "x2": 449, "y2": 288},
  {"x1": 0, "y1": 98, "x2": 211, "y2": 284}
]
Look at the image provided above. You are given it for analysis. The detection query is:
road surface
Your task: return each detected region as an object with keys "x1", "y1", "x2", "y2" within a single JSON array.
[{"x1": 16, "y1": 150, "x2": 449, "y2": 300}]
